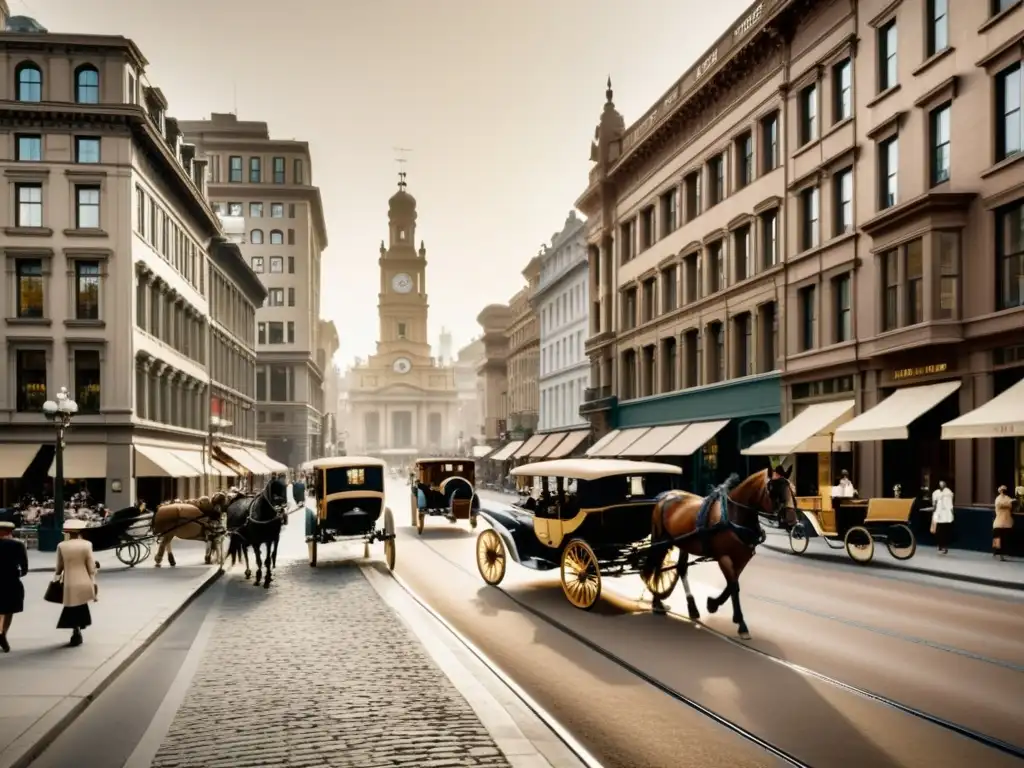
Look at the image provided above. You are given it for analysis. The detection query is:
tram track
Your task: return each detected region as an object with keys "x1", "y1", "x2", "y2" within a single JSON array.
[{"x1": 412, "y1": 533, "x2": 1024, "y2": 764}]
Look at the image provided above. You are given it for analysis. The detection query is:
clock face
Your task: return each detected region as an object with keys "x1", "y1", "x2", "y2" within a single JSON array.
[
  {"x1": 393, "y1": 357, "x2": 412, "y2": 374},
  {"x1": 391, "y1": 273, "x2": 413, "y2": 293}
]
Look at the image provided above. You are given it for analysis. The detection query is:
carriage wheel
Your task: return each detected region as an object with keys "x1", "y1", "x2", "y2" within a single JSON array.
[
  {"x1": 117, "y1": 542, "x2": 140, "y2": 567},
  {"x1": 476, "y1": 529, "x2": 506, "y2": 586},
  {"x1": 844, "y1": 526, "x2": 875, "y2": 564},
  {"x1": 416, "y1": 509, "x2": 425, "y2": 535},
  {"x1": 885, "y1": 524, "x2": 917, "y2": 561},
  {"x1": 308, "y1": 537, "x2": 318, "y2": 567},
  {"x1": 789, "y1": 523, "x2": 810, "y2": 554},
  {"x1": 138, "y1": 541, "x2": 152, "y2": 565},
  {"x1": 641, "y1": 545, "x2": 679, "y2": 600},
  {"x1": 560, "y1": 539, "x2": 602, "y2": 610},
  {"x1": 383, "y1": 508, "x2": 396, "y2": 571}
]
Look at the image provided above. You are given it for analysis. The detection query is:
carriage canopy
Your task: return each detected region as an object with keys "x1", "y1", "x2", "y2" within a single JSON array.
[{"x1": 309, "y1": 456, "x2": 386, "y2": 497}]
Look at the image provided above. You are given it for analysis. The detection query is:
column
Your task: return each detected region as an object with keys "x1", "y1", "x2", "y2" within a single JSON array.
[
  {"x1": 138, "y1": 357, "x2": 151, "y2": 420},
  {"x1": 153, "y1": 363, "x2": 167, "y2": 423}
]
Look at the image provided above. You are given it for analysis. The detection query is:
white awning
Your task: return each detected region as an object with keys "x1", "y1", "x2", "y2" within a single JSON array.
[
  {"x1": 48, "y1": 444, "x2": 107, "y2": 478},
  {"x1": 834, "y1": 381, "x2": 961, "y2": 442},
  {"x1": 654, "y1": 420, "x2": 730, "y2": 456},
  {"x1": 210, "y1": 458, "x2": 238, "y2": 476},
  {"x1": 531, "y1": 432, "x2": 567, "y2": 459},
  {"x1": 218, "y1": 445, "x2": 268, "y2": 475},
  {"x1": 172, "y1": 448, "x2": 231, "y2": 477},
  {"x1": 619, "y1": 424, "x2": 689, "y2": 457},
  {"x1": 942, "y1": 377, "x2": 1024, "y2": 439},
  {"x1": 134, "y1": 445, "x2": 198, "y2": 478},
  {"x1": 489, "y1": 441, "x2": 522, "y2": 462},
  {"x1": 244, "y1": 447, "x2": 288, "y2": 473},
  {"x1": 743, "y1": 400, "x2": 856, "y2": 456},
  {"x1": 472, "y1": 445, "x2": 493, "y2": 457},
  {"x1": 512, "y1": 434, "x2": 546, "y2": 459},
  {"x1": 546, "y1": 430, "x2": 589, "y2": 458},
  {"x1": 585, "y1": 430, "x2": 620, "y2": 456},
  {"x1": 589, "y1": 427, "x2": 650, "y2": 457},
  {"x1": 0, "y1": 444, "x2": 41, "y2": 479}
]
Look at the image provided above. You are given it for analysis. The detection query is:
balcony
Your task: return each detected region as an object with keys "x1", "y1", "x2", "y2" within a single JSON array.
[{"x1": 580, "y1": 386, "x2": 616, "y2": 416}]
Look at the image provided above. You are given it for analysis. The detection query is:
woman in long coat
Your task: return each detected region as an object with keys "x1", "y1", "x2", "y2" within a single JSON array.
[
  {"x1": 993, "y1": 486, "x2": 1014, "y2": 561},
  {"x1": 0, "y1": 520, "x2": 29, "y2": 652},
  {"x1": 55, "y1": 519, "x2": 97, "y2": 647}
]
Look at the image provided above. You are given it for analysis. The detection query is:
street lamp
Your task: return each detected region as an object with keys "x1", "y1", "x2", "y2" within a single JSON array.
[{"x1": 42, "y1": 386, "x2": 78, "y2": 549}]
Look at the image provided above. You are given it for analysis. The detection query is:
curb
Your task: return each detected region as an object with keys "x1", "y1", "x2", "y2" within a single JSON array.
[
  {"x1": 760, "y1": 542, "x2": 1024, "y2": 591},
  {"x1": 0, "y1": 566, "x2": 223, "y2": 768}
]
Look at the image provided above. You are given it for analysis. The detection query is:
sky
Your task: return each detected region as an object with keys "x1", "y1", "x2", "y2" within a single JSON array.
[{"x1": 21, "y1": 0, "x2": 752, "y2": 365}]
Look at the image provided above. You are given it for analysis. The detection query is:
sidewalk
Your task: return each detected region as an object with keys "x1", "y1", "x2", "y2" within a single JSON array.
[
  {"x1": 761, "y1": 527, "x2": 1024, "y2": 590},
  {"x1": 0, "y1": 542, "x2": 219, "y2": 768}
]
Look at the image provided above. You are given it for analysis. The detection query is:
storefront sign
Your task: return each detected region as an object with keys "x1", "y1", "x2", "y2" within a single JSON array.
[{"x1": 892, "y1": 363, "x2": 948, "y2": 381}]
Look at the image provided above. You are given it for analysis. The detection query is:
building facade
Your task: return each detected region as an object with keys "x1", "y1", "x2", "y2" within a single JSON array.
[
  {"x1": 0, "y1": 14, "x2": 268, "y2": 510},
  {"x1": 476, "y1": 304, "x2": 513, "y2": 442},
  {"x1": 317, "y1": 319, "x2": 340, "y2": 457},
  {"x1": 537, "y1": 211, "x2": 590, "y2": 431},
  {"x1": 506, "y1": 258, "x2": 541, "y2": 436},
  {"x1": 345, "y1": 178, "x2": 459, "y2": 459},
  {"x1": 179, "y1": 113, "x2": 328, "y2": 469},
  {"x1": 454, "y1": 336, "x2": 485, "y2": 450}
]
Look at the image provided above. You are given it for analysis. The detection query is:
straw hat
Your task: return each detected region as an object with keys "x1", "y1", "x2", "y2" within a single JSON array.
[
  {"x1": 0, "y1": 521, "x2": 15, "y2": 531},
  {"x1": 63, "y1": 519, "x2": 89, "y2": 532}
]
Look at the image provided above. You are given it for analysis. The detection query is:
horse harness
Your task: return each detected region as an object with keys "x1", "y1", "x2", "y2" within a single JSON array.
[{"x1": 655, "y1": 476, "x2": 770, "y2": 556}]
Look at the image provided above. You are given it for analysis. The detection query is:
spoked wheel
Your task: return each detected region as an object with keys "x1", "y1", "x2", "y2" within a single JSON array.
[
  {"x1": 560, "y1": 539, "x2": 602, "y2": 610},
  {"x1": 383, "y1": 508, "x2": 396, "y2": 571},
  {"x1": 844, "y1": 526, "x2": 875, "y2": 563},
  {"x1": 789, "y1": 523, "x2": 810, "y2": 554},
  {"x1": 116, "y1": 541, "x2": 140, "y2": 567},
  {"x1": 641, "y1": 545, "x2": 679, "y2": 600},
  {"x1": 308, "y1": 537, "x2": 318, "y2": 567},
  {"x1": 137, "y1": 541, "x2": 152, "y2": 565},
  {"x1": 476, "y1": 529, "x2": 507, "y2": 586},
  {"x1": 885, "y1": 523, "x2": 916, "y2": 561}
]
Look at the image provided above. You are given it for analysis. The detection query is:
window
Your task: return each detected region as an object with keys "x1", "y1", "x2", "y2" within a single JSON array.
[
  {"x1": 936, "y1": 231, "x2": 960, "y2": 319},
  {"x1": 294, "y1": 159, "x2": 304, "y2": 184},
  {"x1": 684, "y1": 171, "x2": 702, "y2": 220},
  {"x1": 273, "y1": 157, "x2": 285, "y2": 183},
  {"x1": 16, "y1": 350, "x2": 47, "y2": 412},
  {"x1": 346, "y1": 468, "x2": 364, "y2": 486},
  {"x1": 15, "y1": 183, "x2": 43, "y2": 227},
  {"x1": 930, "y1": 104, "x2": 951, "y2": 185},
  {"x1": 269, "y1": 256, "x2": 284, "y2": 273},
  {"x1": 684, "y1": 329, "x2": 701, "y2": 387},
  {"x1": 800, "y1": 84, "x2": 818, "y2": 145},
  {"x1": 661, "y1": 265, "x2": 677, "y2": 312},
  {"x1": 16, "y1": 134, "x2": 41, "y2": 161},
  {"x1": 75, "y1": 186, "x2": 101, "y2": 229},
  {"x1": 269, "y1": 365, "x2": 288, "y2": 399},
  {"x1": 834, "y1": 274, "x2": 852, "y2": 342},
  {"x1": 736, "y1": 313, "x2": 753, "y2": 377},
  {"x1": 251, "y1": 257, "x2": 264, "y2": 273},
  {"x1": 708, "y1": 154, "x2": 725, "y2": 205},
  {"x1": 249, "y1": 202, "x2": 263, "y2": 217},
  {"x1": 228, "y1": 156, "x2": 242, "y2": 182},
  {"x1": 710, "y1": 322, "x2": 725, "y2": 383},
  {"x1": 398, "y1": 322, "x2": 407, "y2": 338},
  {"x1": 660, "y1": 187, "x2": 678, "y2": 236},
  {"x1": 15, "y1": 259, "x2": 44, "y2": 318},
  {"x1": 761, "y1": 112, "x2": 779, "y2": 173},
  {"x1": 834, "y1": 59, "x2": 852, "y2": 122},
  {"x1": 640, "y1": 206, "x2": 655, "y2": 249},
  {"x1": 882, "y1": 249, "x2": 900, "y2": 331},
  {"x1": 288, "y1": 203, "x2": 296, "y2": 217},
  {"x1": 707, "y1": 240, "x2": 725, "y2": 293},
  {"x1": 268, "y1": 322, "x2": 285, "y2": 345},
  {"x1": 642, "y1": 278, "x2": 655, "y2": 322},
  {"x1": 74, "y1": 350, "x2": 101, "y2": 413},
  {"x1": 228, "y1": 202, "x2": 243, "y2": 216},
  {"x1": 249, "y1": 157, "x2": 261, "y2": 183},
  {"x1": 288, "y1": 287, "x2": 295, "y2": 306},
  {"x1": 878, "y1": 20, "x2": 898, "y2": 92},
  {"x1": 257, "y1": 322, "x2": 266, "y2": 345},
  {"x1": 993, "y1": 0, "x2": 1017, "y2": 13},
  {"x1": 74, "y1": 65, "x2": 99, "y2": 104},
  {"x1": 288, "y1": 256, "x2": 295, "y2": 274},
  {"x1": 834, "y1": 168, "x2": 853, "y2": 235},
  {"x1": 799, "y1": 285, "x2": 816, "y2": 351},
  {"x1": 683, "y1": 253, "x2": 699, "y2": 303},
  {"x1": 801, "y1": 186, "x2": 820, "y2": 250},
  {"x1": 761, "y1": 209, "x2": 779, "y2": 268},
  {"x1": 287, "y1": 228, "x2": 295, "y2": 245},
  {"x1": 270, "y1": 230, "x2": 284, "y2": 245},
  {"x1": 75, "y1": 261, "x2": 100, "y2": 320},
  {"x1": 251, "y1": 229, "x2": 264, "y2": 244},
  {"x1": 619, "y1": 220, "x2": 636, "y2": 263},
  {"x1": 268, "y1": 288, "x2": 284, "y2": 306},
  {"x1": 996, "y1": 64, "x2": 1022, "y2": 162},
  {"x1": 997, "y1": 200, "x2": 1024, "y2": 310},
  {"x1": 622, "y1": 287, "x2": 637, "y2": 329},
  {"x1": 736, "y1": 132, "x2": 753, "y2": 188},
  {"x1": 75, "y1": 136, "x2": 100, "y2": 163},
  {"x1": 926, "y1": 0, "x2": 948, "y2": 57},
  {"x1": 906, "y1": 239, "x2": 924, "y2": 324},
  {"x1": 733, "y1": 225, "x2": 751, "y2": 282},
  {"x1": 287, "y1": 321, "x2": 295, "y2": 343},
  {"x1": 271, "y1": 203, "x2": 285, "y2": 218},
  {"x1": 15, "y1": 62, "x2": 42, "y2": 102},
  {"x1": 879, "y1": 136, "x2": 898, "y2": 209}
]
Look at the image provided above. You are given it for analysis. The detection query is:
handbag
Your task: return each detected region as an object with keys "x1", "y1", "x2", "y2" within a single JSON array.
[{"x1": 44, "y1": 576, "x2": 63, "y2": 604}]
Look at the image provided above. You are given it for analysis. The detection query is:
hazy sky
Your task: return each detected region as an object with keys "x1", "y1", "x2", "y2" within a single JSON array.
[{"x1": 24, "y1": 0, "x2": 751, "y2": 364}]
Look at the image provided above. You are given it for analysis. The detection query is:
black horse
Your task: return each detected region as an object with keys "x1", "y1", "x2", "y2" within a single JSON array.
[{"x1": 226, "y1": 478, "x2": 288, "y2": 588}]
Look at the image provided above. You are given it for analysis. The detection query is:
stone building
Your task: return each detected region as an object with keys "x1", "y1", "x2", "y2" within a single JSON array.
[
  {"x1": 476, "y1": 304, "x2": 513, "y2": 442},
  {"x1": 506, "y1": 258, "x2": 541, "y2": 436},
  {"x1": 454, "y1": 336, "x2": 485, "y2": 450}
]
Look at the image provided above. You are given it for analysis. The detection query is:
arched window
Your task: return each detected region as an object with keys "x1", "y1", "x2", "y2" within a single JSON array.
[
  {"x1": 269, "y1": 230, "x2": 283, "y2": 245},
  {"x1": 75, "y1": 65, "x2": 100, "y2": 104},
  {"x1": 250, "y1": 229, "x2": 264, "y2": 244},
  {"x1": 15, "y1": 62, "x2": 42, "y2": 102}
]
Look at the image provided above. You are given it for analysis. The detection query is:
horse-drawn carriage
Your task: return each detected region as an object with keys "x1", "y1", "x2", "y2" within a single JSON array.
[
  {"x1": 305, "y1": 456, "x2": 396, "y2": 569},
  {"x1": 410, "y1": 457, "x2": 480, "y2": 534},
  {"x1": 473, "y1": 459, "x2": 684, "y2": 610},
  {"x1": 787, "y1": 495, "x2": 917, "y2": 563},
  {"x1": 81, "y1": 504, "x2": 154, "y2": 566}
]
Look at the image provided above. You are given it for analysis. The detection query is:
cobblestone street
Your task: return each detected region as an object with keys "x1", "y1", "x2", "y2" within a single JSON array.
[{"x1": 150, "y1": 559, "x2": 511, "y2": 768}]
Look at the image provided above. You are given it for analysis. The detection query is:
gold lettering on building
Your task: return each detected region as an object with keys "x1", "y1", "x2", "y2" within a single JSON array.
[
  {"x1": 892, "y1": 363, "x2": 948, "y2": 381},
  {"x1": 734, "y1": 3, "x2": 764, "y2": 38},
  {"x1": 695, "y1": 49, "x2": 719, "y2": 80}
]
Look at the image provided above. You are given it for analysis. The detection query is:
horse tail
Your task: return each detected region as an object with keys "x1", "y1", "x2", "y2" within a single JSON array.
[{"x1": 227, "y1": 530, "x2": 242, "y2": 565}]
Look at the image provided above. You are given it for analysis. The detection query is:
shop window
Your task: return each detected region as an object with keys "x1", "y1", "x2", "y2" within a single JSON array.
[{"x1": 74, "y1": 349, "x2": 101, "y2": 413}]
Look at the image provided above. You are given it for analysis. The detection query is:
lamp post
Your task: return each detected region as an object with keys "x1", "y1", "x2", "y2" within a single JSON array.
[{"x1": 41, "y1": 386, "x2": 78, "y2": 551}]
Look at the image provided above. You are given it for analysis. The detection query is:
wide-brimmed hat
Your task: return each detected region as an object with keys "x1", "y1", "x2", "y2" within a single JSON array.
[
  {"x1": 63, "y1": 519, "x2": 89, "y2": 532},
  {"x1": 0, "y1": 521, "x2": 15, "y2": 531}
]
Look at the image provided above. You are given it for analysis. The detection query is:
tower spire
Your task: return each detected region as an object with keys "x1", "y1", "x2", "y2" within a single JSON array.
[
  {"x1": 606, "y1": 76, "x2": 613, "y2": 104},
  {"x1": 398, "y1": 170, "x2": 407, "y2": 192}
]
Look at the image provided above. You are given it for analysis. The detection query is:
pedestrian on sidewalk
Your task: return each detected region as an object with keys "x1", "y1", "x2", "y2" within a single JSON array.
[
  {"x1": 931, "y1": 480, "x2": 955, "y2": 554},
  {"x1": 54, "y1": 519, "x2": 97, "y2": 647},
  {"x1": 0, "y1": 520, "x2": 29, "y2": 653},
  {"x1": 993, "y1": 486, "x2": 1014, "y2": 561}
]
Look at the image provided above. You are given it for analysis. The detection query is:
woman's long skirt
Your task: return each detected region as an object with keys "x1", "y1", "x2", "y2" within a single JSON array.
[
  {"x1": 935, "y1": 522, "x2": 954, "y2": 551},
  {"x1": 0, "y1": 579, "x2": 24, "y2": 614},
  {"x1": 57, "y1": 604, "x2": 91, "y2": 630}
]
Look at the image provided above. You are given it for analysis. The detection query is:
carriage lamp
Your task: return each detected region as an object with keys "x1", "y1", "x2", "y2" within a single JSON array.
[{"x1": 42, "y1": 386, "x2": 78, "y2": 546}]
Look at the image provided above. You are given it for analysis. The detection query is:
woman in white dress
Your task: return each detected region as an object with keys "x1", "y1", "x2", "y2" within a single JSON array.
[{"x1": 931, "y1": 481, "x2": 955, "y2": 554}]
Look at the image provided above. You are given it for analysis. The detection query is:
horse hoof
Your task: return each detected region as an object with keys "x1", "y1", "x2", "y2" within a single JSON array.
[
  {"x1": 686, "y1": 596, "x2": 700, "y2": 620},
  {"x1": 706, "y1": 597, "x2": 719, "y2": 615},
  {"x1": 738, "y1": 630, "x2": 751, "y2": 640}
]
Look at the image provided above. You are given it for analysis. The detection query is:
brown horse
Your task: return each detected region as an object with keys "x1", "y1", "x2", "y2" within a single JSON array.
[
  {"x1": 152, "y1": 493, "x2": 229, "y2": 568},
  {"x1": 640, "y1": 468, "x2": 796, "y2": 639}
]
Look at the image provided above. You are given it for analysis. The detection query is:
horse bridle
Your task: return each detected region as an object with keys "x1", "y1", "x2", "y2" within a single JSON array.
[{"x1": 719, "y1": 470, "x2": 795, "y2": 531}]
